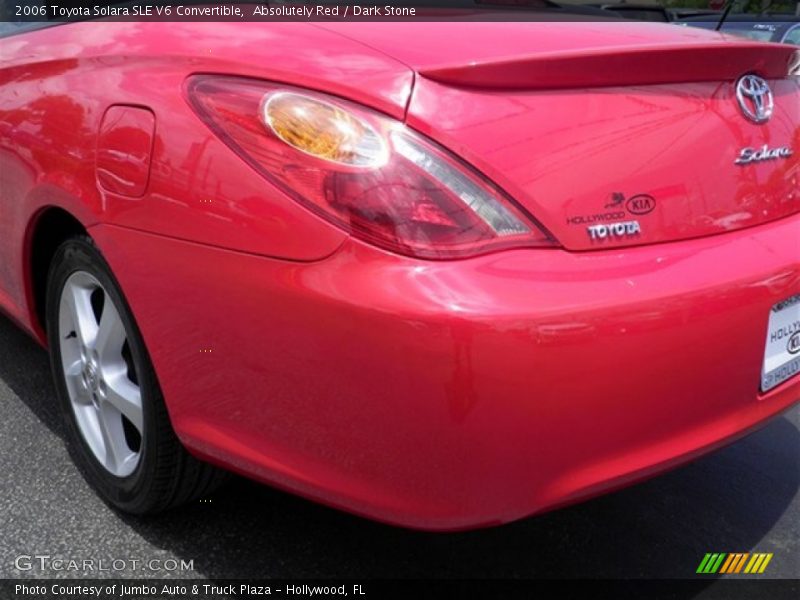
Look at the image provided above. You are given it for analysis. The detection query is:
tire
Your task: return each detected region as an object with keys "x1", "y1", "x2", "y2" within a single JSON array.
[{"x1": 46, "y1": 235, "x2": 225, "y2": 514}]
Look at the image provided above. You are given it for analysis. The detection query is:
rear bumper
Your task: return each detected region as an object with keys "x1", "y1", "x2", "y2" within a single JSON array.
[{"x1": 92, "y1": 214, "x2": 800, "y2": 530}]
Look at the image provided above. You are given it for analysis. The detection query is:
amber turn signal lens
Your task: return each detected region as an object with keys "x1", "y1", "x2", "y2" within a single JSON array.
[{"x1": 262, "y1": 92, "x2": 389, "y2": 168}]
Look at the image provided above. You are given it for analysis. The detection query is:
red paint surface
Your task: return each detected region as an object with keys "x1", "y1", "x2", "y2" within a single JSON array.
[{"x1": 0, "y1": 21, "x2": 798, "y2": 529}]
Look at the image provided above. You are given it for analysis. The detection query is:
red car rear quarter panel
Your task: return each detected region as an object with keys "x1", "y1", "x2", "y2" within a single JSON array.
[
  {"x1": 91, "y1": 213, "x2": 800, "y2": 530},
  {"x1": 0, "y1": 22, "x2": 415, "y2": 327}
]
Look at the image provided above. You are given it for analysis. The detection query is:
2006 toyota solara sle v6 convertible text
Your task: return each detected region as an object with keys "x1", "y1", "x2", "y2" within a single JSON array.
[{"x1": 0, "y1": 19, "x2": 798, "y2": 530}]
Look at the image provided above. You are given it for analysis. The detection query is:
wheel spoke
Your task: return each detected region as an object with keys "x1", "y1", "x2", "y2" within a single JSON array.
[
  {"x1": 96, "y1": 403, "x2": 128, "y2": 473},
  {"x1": 94, "y1": 297, "x2": 126, "y2": 365},
  {"x1": 62, "y1": 283, "x2": 98, "y2": 348},
  {"x1": 104, "y1": 371, "x2": 143, "y2": 433}
]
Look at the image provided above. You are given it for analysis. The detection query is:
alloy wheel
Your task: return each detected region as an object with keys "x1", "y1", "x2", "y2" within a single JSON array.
[{"x1": 57, "y1": 271, "x2": 143, "y2": 478}]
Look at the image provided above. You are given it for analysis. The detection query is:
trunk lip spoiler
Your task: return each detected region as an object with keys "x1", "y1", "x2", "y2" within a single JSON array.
[{"x1": 419, "y1": 42, "x2": 800, "y2": 90}]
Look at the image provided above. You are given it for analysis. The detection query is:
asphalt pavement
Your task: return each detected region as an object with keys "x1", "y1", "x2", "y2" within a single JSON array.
[{"x1": 1, "y1": 312, "x2": 798, "y2": 583}]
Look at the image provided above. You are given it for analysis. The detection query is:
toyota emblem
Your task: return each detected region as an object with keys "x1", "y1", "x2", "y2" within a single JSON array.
[{"x1": 736, "y1": 75, "x2": 774, "y2": 124}]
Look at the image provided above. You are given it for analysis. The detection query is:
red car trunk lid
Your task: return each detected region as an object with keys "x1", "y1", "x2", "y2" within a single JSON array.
[{"x1": 323, "y1": 22, "x2": 799, "y2": 250}]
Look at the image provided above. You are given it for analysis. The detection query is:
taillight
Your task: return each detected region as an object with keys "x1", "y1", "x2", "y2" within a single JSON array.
[{"x1": 186, "y1": 75, "x2": 556, "y2": 259}]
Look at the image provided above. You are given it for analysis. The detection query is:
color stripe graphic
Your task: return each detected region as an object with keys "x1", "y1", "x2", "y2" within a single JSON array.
[{"x1": 697, "y1": 552, "x2": 773, "y2": 574}]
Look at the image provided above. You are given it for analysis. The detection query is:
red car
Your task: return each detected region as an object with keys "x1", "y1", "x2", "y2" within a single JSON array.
[{"x1": 0, "y1": 20, "x2": 798, "y2": 531}]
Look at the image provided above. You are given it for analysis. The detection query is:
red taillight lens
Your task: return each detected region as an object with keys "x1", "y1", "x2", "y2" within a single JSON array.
[{"x1": 186, "y1": 75, "x2": 556, "y2": 259}]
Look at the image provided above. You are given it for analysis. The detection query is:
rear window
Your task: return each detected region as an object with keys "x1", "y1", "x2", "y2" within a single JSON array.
[
  {"x1": 783, "y1": 25, "x2": 800, "y2": 45},
  {"x1": 0, "y1": 22, "x2": 53, "y2": 38},
  {"x1": 725, "y1": 25, "x2": 782, "y2": 42}
]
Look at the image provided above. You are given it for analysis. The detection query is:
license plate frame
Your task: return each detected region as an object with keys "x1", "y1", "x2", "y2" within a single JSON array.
[{"x1": 761, "y1": 294, "x2": 800, "y2": 393}]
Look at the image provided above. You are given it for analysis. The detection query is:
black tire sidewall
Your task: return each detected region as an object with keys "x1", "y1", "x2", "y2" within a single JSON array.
[{"x1": 46, "y1": 237, "x2": 165, "y2": 513}]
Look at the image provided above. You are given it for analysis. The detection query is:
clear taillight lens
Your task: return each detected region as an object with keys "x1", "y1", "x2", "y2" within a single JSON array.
[{"x1": 186, "y1": 75, "x2": 556, "y2": 259}]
